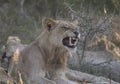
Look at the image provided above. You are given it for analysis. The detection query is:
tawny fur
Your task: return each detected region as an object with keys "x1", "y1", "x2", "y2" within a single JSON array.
[
  {"x1": 7, "y1": 18, "x2": 79, "y2": 84},
  {"x1": 0, "y1": 67, "x2": 15, "y2": 84}
]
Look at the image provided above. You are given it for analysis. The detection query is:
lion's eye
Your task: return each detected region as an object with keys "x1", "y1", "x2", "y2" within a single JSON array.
[{"x1": 62, "y1": 27, "x2": 69, "y2": 31}]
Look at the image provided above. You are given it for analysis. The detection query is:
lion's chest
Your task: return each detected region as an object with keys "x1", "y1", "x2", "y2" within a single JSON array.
[{"x1": 19, "y1": 45, "x2": 46, "y2": 78}]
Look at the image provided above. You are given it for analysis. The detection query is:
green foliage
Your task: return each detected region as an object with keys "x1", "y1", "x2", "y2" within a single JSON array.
[
  {"x1": 112, "y1": 41, "x2": 120, "y2": 48},
  {"x1": 67, "y1": 0, "x2": 120, "y2": 14},
  {"x1": 0, "y1": 0, "x2": 119, "y2": 48},
  {"x1": 0, "y1": 3, "x2": 38, "y2": 48}
]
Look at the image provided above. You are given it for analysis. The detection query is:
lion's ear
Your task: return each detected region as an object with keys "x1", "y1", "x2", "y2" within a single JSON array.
[
  {"x1": 72, "y1": 20, "x2": 78, "y2": 25},
  {"x1": 43, "y1": 18, "x2": 57, "y2": 31}
]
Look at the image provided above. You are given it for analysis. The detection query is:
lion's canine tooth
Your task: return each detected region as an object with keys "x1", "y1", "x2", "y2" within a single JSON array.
[
  {"x1": 72, "y1": 38, "x2": 75, "y2": 40},
  {"x1": 74, "y1": 39, "x2": 78, "y2": 45},
  {"x1": 78, "y1": 34, "x2": 80, "y2": 39},
  {"x1": 69, "y1": 37, "x2": 72, "y2": 45},
  {"x1": 69, "y1": 37, "x2": 78, "y2": 46},
  {"x1": 70, "y1": 37, "x2": 74, "y2": 46}
]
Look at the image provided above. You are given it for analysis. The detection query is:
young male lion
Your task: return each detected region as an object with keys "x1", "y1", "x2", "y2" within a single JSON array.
[{"x1": 11, "y1": 18, "x2": 80, "y2": 84}]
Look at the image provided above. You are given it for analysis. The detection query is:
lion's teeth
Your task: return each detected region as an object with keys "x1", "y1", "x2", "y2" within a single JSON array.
[
  {"x1": 70, "y1": 38, "x2": 73, "y2": 45},
  {"x1": 69, "y1": 37, "x2": 72, "y2": 45},
  {"x1": 72, "y1": 38, "x2": 75, "y2": 40},
  {"x1": 78, "y1": 34, "x2": 80, "y2": 39},
  {"x1": 74, "y1": 39, "x2": 78, "y2": 45},
  {"x1": 69, "y1": 37, "x2": 78, "y2": 46}
]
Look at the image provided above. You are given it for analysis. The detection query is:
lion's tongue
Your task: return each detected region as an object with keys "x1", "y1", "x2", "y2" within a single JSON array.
[{"x1": 69, "y1": 37, "x2": 77, "y2": 46}]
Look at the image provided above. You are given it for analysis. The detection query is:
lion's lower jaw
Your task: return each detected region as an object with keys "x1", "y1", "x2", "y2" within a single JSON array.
[{"x1": 66, "y1": 47, "x2": 77, "y2": 57}]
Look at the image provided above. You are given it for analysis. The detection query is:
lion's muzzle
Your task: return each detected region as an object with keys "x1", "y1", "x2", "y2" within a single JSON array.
[{"x1": 62, "y1": 32, "x2": 80, "y2": 48}]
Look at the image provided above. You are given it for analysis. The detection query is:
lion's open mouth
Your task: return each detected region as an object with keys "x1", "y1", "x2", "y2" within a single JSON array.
[{"x1": 62, "y1": 37, "x2": 78, "y2": 48}]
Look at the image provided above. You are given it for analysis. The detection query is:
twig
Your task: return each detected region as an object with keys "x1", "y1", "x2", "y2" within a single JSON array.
[{"x1": 19, "y1": 0, "x2": 39, "y2": 32}]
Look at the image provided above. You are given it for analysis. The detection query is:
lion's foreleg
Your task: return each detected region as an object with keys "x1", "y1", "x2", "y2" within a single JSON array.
[
  {"x1": 8, "y1": 49, "x2": 19, "y2": 76},
  {"x1": 28, "y1": 76, "x2": 56, "y2": 84},
  {"x1": 66, "y1": 69, "x2": 93, "y2": 83},
  {"x1": 54, "y1": 78, "x2": 79, "y2": 84}
]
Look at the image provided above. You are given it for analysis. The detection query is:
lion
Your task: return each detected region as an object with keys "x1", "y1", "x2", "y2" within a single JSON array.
[
  {"x1": 1, "y1": 36, "x2": 27, "y2": 70},
  {"x1": 1, "y1": 36, "x2": 27, "y2": 58},
  {"x1": 0, "y1": 67, "x2": 15, "y2": 84},
  {"x1": 9, "y1": 18, "x2": 80, "y2": 84}
]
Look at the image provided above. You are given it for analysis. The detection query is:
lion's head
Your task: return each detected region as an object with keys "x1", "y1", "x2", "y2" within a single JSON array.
[
  {"x1": 1, "y1": 36, "x2": 26, "y2": 70},
  {"x1": 2, "y1": 36, "x2": 26, "y2": 58},
  {"x1": 39, "y1": 18, "x2": 80, "y2": 80},
  {"x1": 42, "y1": 18, "x2": 80, "y2": 53}
]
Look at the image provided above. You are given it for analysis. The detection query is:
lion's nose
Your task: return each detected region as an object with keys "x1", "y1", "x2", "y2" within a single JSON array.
[
  {"x1": 74, "y1": 31, "x2": 80, "y2": 39},
  {"x1": 74, "y1": 31, "x2": 79, "y2": 37},
  {"x1": 74, "y1": 31, "x2": 78, "y2": 36}
]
